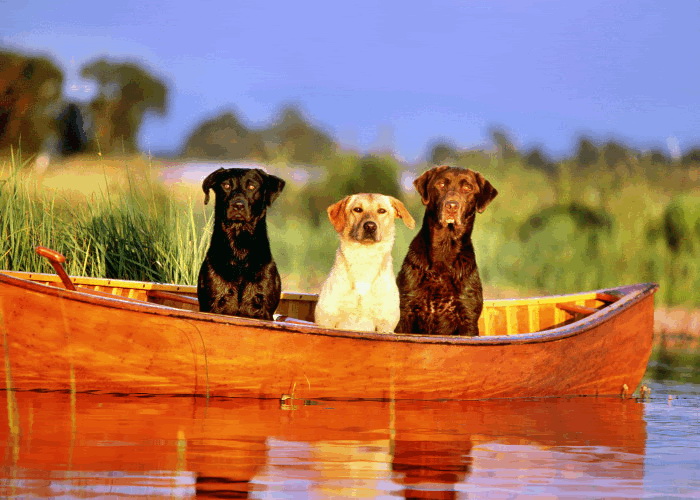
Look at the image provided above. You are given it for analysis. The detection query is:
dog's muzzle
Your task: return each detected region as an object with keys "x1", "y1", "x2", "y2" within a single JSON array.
[
  {"x1": 354, "y1": 220, "x2": 380, "y2": 242},
  {"x1": 226, "y1": 197, "x2": 249, "y2": 222},
  {"x1": 440, "y1": 199, "x2": 463, "y2": 226}
]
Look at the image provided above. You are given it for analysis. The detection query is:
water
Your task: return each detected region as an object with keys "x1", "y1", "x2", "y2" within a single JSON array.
[{"x1": 1, "y1": 379, "x2": 698, "y2": 499}]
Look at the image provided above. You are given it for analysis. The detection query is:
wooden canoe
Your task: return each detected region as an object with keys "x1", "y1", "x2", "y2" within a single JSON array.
[{"x1": 0, "y1": 269, "x2": 657, "y2": 400}]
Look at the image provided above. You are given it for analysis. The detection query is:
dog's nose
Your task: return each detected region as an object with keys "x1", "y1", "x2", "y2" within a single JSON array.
[
  {"x1": 363, "y1": 221, "x2": 377, "y2": 233},
  {"x1": 232, "y1": 201, "x2": 245, "y2": 211},
  {"x1": 445, "y1": 201, "x2": 459, "y2": 211}
]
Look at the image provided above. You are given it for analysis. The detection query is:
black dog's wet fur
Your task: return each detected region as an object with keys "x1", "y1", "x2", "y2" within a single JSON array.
[
  {"x1": 396, "y1": 166, "x2": 497, "y2": 336},
  {"x1": 197, "y1": 168, "x2": 285, "y2": 320}
]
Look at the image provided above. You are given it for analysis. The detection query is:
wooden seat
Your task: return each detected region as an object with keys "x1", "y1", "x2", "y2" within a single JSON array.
[
  {"x1": 147, "y1": 289, "x2": 199, "y2": 307},
  {"x1": 557, "y1": 303, "x2": 599, "y2": 316},
  {"x1": 596, "y1": 292, "x2": 620, "y2": 303}
]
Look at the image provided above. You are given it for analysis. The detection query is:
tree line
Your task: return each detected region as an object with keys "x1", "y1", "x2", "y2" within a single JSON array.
[
  {"x1": 1, "y1": 49, "x2": 166, "y2": 156},
  {"x1": 2, "y1": 48, "x2": 700, "y2": 172},
  {"x1": 181, "y1": 106, "x2": 336, "y2": 165},
  {"x1": 0, "y1": 49, "x2": 336, "y2": 164}
]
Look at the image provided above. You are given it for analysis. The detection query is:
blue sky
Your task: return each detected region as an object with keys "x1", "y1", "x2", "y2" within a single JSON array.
[{"x1": 2, "y1": 0, "x2": 699, "y2": 162}]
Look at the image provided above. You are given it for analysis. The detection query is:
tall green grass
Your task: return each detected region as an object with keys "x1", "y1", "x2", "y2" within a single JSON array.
[
  {"x1": 1, "y1": 153, "x2": 699, "y2": 306},
  {"x1": 455, "y1": 158, "x2": 700, "y2": 306},
  {"x1": 1, "y1": 151, "x2": 66, "y2": 273},
  {"x1": 0, "y1": 155, "x2": 212, "y2": 284},
  {"x1": 0, "y1": 154, "x2": 343, "y2": 290}
]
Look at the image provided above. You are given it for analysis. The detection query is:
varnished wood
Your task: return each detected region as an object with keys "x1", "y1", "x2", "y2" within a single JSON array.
[
  {"x1": 34, "y1": 246, "x2": 76, "y2": 290},
  {"x1": 557, "y1": 303, "x2": 599, "y2": 316},
  {"x1": 0, "y1": 270, "x2": 657, "y2": 400},
  {"x1": 34, "y1": 246, "x2": 67, "y2": 264},
  {"x1": 596, "y1": 292, "x2": 621, "y2": 303},
  {"x1": 147, "y1": 289, "x2": 200, "y2": 307}
]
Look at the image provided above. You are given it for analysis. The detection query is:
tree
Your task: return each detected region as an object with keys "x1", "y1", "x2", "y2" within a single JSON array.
[
  {"x1": 681, "y1": 148, "x2": 700, "y2": 166},
  {"x1": 524, "y1": 146, "x2": 563, "y2": 201},
  {"x1": 81, "y1": 59, "x2": 167, "y2": 154},
  {"x1": 300, "y1": 153, "x2": 404, "y2": 226},
  {"x1": 575, "y1": 137, "x2": 599, "y2": 168},
  {"x1": 343, "y1": 154, "x2": 403, "y2": 200},
  {"x1": 491, "y1": 128, "x2": 518, "y2": 161},
  {"x1": 427, "y1": 140, "x2": 458, "y2": 165},
  {"x1": 261, "y1": 106, "x2": 335, "y2": 164},
  {"x1": 57, "y1": 102, "x2": 88, "y2": 156},
  {"x1": 0, "y1": 50, "x2": 63, "y2": 155},
  {"x1": 524, "y1": 147, "x2": 550, "y2": 171},
  {"x1": 644, "y1": 149, "x2": 671, "y2": 165},
  {"x1": 601, "y1": 140, "x2": 628, "y2": 168},
  {"x1": 181, "y1": 111, "x2": 267, "y2": 160}
]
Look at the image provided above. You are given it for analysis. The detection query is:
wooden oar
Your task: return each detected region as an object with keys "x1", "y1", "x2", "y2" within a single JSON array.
[
  {"x1": 35, "y1": 246, "x2": 76, "y2": 291},
  {"x1": 33, "y1": 247, "x2": 315, "y2": 321}
]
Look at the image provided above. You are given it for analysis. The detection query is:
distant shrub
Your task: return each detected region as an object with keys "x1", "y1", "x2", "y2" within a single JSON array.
[
  {"x1": 299, "y1": 153, "x2": 403, "y2": 226},
  {"x1": 427, "y1": 140, "x2": 459, "y2": 165},
  {"x1": 518, "y1": 203, "x2": 612, "y2": 241},
  {"x1": 509, "y1": 203, "x2": 614, "y2": 290},
  {"x1": 659, "y1": 195, "x2": 700, "y2": 254}
]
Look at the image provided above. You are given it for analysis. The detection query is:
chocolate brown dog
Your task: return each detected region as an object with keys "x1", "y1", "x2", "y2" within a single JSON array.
[
  {"x1": 396, "y1": 165, "x2": 497, "y2": 336},
  {"x1": 197, "y1": 167, "x2": 285, "y2": 320}
]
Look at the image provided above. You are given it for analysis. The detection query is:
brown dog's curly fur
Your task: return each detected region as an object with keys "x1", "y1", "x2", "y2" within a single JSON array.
[{"x1": 396, "y1": 165, "x2": 497, "y2": 336}]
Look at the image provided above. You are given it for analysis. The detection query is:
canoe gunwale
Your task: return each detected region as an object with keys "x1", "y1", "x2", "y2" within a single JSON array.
[{"x1": 0, "y1": 270, "x2": 658, "y2": 346}]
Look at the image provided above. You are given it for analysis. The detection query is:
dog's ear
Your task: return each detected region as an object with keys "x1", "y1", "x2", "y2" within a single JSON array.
[
  {"x1": 261, "y1": 171, "x2": 286, "y2": 206},
  {"x1": 474, "y1": 171, "x2": 498, "y2": 213},
  {"x1": 327, "y1": 196, "x2": 350, "y2": 233},
  {"x1": 413, "y1": 165, "x2": 450, "y2": 205},
  {"x1": 389, "y1": 197, "x2": 416, "y2": 229},
  {"x1": 202, "y1": 168, "x2": 226, "y2": 205}
]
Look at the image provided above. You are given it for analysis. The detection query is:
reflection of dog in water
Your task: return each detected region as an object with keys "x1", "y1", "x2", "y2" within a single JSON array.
[
  {"x1": 315, "y1": 193, "x2": 415, "y2": 332},
  {"x1": 197, "y1": 167, "x2": 285, "y2": 320}
]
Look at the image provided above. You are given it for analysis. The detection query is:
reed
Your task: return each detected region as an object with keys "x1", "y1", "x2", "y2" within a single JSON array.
[
  {"x1": 458, "y1": 160, "x2": 700, "y2": 307},
  {"x1": 1, "y1": 153, "x2": 698, "y2": 307},
  {"x1": 0, "y1": 155, "x2": 210, "y2": 284},
  {"x1": 0, "y1": 151, "x2": 64, "y2": 273}
]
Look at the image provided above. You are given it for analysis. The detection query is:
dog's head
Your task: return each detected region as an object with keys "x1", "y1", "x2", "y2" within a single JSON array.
[
  {"x1": 327, "y1": 193, "x2": 415, "y2": 244},
  {"x1": 413, "y1": 165, "x2": 497, "y2": 230},
  {"x1": 202, "y1": 167, "x2": 285, "y2": 230}
]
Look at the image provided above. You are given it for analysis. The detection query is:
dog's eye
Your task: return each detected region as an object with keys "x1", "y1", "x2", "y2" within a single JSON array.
[
  {"x1": 461, "y1": 183, "x2": 472, "y2": 192},
  {"x1": 436, "y1": 181, "x2": 446, "y2": 189},
  {"x1": 377, "y1": 208, "x2": 387, "y2": 214},
  {"x1": 221, "y1": 182, "x2": 231, "y2": 190},
  {"x1": 353, "y1": 207, "x2": 363, "y2": 213},
  {"x1": 247, "y1": 182, "x2": 257, "y2": 190}
]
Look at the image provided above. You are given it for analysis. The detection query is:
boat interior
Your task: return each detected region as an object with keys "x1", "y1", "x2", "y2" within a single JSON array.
[{"x1": 1, "y1": 270, "x2": 622, "y2": 336}]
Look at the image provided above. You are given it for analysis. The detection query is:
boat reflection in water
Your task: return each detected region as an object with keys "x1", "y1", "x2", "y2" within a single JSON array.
[{"x1": 1, "y1": 391, "x2": 645, "y2": 498}]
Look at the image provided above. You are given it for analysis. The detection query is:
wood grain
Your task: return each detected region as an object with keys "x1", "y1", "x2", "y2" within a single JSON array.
[{"x1": 0, "y1": 270, "x2": 657, "y2": 400}]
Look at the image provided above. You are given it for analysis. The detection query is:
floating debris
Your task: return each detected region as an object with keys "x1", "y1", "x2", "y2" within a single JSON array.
[
  {"x1": 639, "y1": 385, "x2": 651, "y2": 400},
  {"x1": 621, "y1": 383, "x2": 629, "y2": 398}
]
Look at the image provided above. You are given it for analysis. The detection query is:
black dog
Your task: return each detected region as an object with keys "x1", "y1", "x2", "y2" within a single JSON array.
[
  {"x1": 197, "y1": 167, "x2": 285, "y2": 320},
  {"x1": 396, "y1": 165, "x2": 497, "y2": 336}
]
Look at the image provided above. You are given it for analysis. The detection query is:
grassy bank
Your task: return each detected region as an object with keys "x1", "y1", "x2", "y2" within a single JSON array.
[
  {"x1": 1, "y1": 152, "x2": 699, "y2": 307},
  {"x1": 440, "y1": 155, "x2": 700, "y2": 307},
  {"x1": 0, "y1": 154, "x2": 346, "y2": 291},
  {"x1": 1, "y1": 154, "x2": 211, "y2": 285}
]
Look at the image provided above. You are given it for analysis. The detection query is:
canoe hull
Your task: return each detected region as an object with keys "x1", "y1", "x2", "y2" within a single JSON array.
[{"x1": 0, "y1": 272, "x2": 657, "y2": 400}]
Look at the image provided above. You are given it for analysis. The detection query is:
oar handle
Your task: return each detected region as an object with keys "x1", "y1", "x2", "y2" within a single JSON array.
[{"x1": 35, "y1": 246, "x2": 76, "y2": 291}]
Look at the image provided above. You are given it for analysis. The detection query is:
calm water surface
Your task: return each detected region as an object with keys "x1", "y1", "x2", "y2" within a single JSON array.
[{"x1": 1, "y1": 379, "x2": 699, "y2": 499}]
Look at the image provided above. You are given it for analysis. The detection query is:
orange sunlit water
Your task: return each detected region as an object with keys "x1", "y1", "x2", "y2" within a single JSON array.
[{"x1": 0, "y1": 389, "x2": 664, "y2": 498}]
